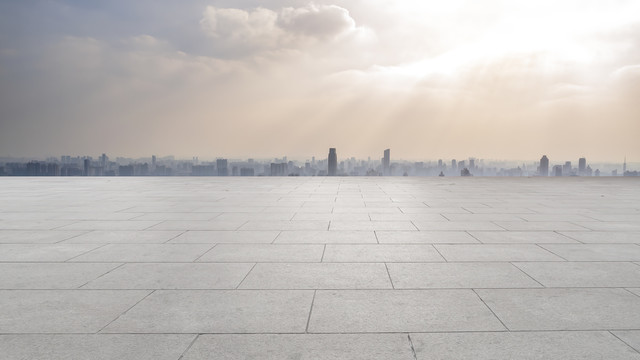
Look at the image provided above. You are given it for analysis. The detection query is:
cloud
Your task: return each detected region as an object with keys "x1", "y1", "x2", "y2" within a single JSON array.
[{"x1": 278, "y1": 4, "x2": 355, "y2": 38}]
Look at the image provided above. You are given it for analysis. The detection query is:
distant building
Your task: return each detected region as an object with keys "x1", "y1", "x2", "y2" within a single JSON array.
[
  {"x1": 382, "y1": 149, "x2": 390, "y2": 175},
  {"x1": 578, "y1": 157, "x2": 586, "y2": 175},
  {"x1": 451, "y1": 159, "x2": 457, "y2": 173},
  {"x1": 553, "y1": 165, "x2": 563, "y2": 177},
  {"x1": 539, "y1": 155, "x2": 549, "y2": 176},
  {"x1": 328, "y1": 148, "x2": 337, "y2": 176},
  {"x1": 83, "y1": 158, "x2": 90, "y2": 176},
  {"x1": 240, "y1": 168, "x2": 254, "y2": 176},
  {"x1": 563, "y1": 161, "x2": 572, "y2": 176},
  {"x1": 216, "y1": 159, "x2": 228, "y2": 176},
  {"x1": 461, "y1": 168, "x2": 472, "y2": 176},
  {"x1": 270, "y1": 163, "x2": 287, "y2": 176}
]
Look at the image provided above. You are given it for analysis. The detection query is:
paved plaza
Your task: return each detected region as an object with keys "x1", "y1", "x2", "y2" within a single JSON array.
[{"x1": 1, "y1": 177, "x2": 640, "y2": 359}]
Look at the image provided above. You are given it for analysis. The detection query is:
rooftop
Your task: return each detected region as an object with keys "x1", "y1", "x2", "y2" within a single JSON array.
[{"x1": 1, "y1": 177, "x2": 640, "y2": 359}]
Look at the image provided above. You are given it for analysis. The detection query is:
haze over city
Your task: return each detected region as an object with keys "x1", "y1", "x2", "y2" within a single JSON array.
[{"x1": 1, "y1": 0, "x2": 639, "y2": 161}]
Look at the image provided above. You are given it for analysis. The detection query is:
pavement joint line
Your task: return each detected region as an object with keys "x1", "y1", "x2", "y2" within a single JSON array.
[
  {"x1": 534, "y1": 243, "x2": 569, "y2": 261},
  {"x1": 609, "y1": 330, "x2": 640, "y2": 355},
  {"x1": 177, "y1": 334, "x2": 201, "y2": 360},
  {"x1": 63, "y1": 243, "x2": 109, "y2": 262},
  {"x1": 53, "y1": 230, "x2": 92, "y2": 244},
  {"x1": 192, "y1": 244, "x2": 218, "y2": 262},
  {"x1": 373, "y1": 230, "x2": 380, "y2": 244},
  {"x1": 623, "y1": 288, "x2": 640, "y2": 298},
  {"x1": 384, "y1": 263, "x2": 395, "y2": 289},
  {"x1": 271, "y1": 231, "x2": 283, "y2": 244},
  {"x1": 430, "y1": 245, "x2": 448, "y2": 262},
  {"x1": 96, "y1": 289, "x2": 155, "y2": 334},
  {"x1": 509, "y1": 262, "x2": 546, "y2": 288},
  {"x1": 407, "y1": 333, "x2": 418, "y2": 360},
  {"x1": 163, "y1": 230, "x2": 188, "y2": 244},
  {"x1": 235, "y1": 263, "x2": 257, "y2": 289},
  {"x1": 77, "y1": 262, "x2": 126, "y2": 289},
  {"x1": 553, "y1": 230, "x2": 584, "y2": 243},
  {"x1": 472, "y1": 288, "x2": 510, "y2": 332},
  {"x1": 320, "y1": 244, "x2": 327, "y2": 262},
  {"x1": 304, "y1": 290, "x2": 317, "y2": 333},
  {"x1": 464, "y1": 230, "x2": 482, "y2": 244}
]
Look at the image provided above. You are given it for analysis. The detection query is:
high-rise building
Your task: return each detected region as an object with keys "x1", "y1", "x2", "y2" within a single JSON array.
[
  {"x1": 216, "y1": 159, "x2": 228, "y2": 176},
  {"x1": 553, "y1": 165, "x2": 563, "y2": 177},
  {"x1": 578, "y1": 157, "x2": 586, "y2": 175},
  {"x1": 540, "y1": 155, "x2": 549, "y2": 176},
  {"x1": 451, "y1": 159, "x2": 457, "y2": 173},
  {"x1": 382, "y1": 149, "x2": 390, "y2": 175},
  {"x1": 328, "y1": 148, "x2": 337, "y2": 176}
]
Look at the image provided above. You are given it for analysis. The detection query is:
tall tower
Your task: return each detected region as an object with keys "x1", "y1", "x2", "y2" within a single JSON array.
[
  {"x1": 623, "y1": 156, "x2": 627, "y2": 174},
  {"x1": 540, "y1": 155, "x2": 549, "y2": 176},
  {"x1": 328, "y1": 148, "x2": 337, "y2": 176},
  {"x1": 578, "y1": 157, "x2": 586, "y2": 175},
  {"x1": 382, "y1": 149, "x2": 390, "y2": 175}
]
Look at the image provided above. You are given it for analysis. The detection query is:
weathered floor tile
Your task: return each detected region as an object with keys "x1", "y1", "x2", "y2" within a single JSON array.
[
  {"x1": 613, "y1": 330, "x2": 640, "y2": 353},
  {"x1": 147, "y1": 220, "x2": 246, "y2": 231},
  {"x1": 493, "y1": 222, "x2": 590, "y2": 231},
  {"x1": 476, "y1": 288, "x2": 640, "y2": 330},
  {"x1": 469, "y1": 231, "x2": 577, "y2": 244},
  {"x1": 0, "y1": 334, "x2": 195, "y2": 360},
  {"x1": 63, "y1": 230, "x2": 183, "y2": 244},
  {"x1": 413, "y1": 221, "x2": 505, "y2": 231},
  {"x1": 198, "y1": 244, "x2": 324, "y2": 262},
  {"x1": 558, "y1": 231, "x2": 640, "y2": 243},
  {"x1": 103, "y1": 290, "x2": 314, "y2": 333},
  {"x1": 434, "y1": 244, "x2": 564, "y2": 261},
  {"x1": 412, "y1": 331, "x2": 640, "y2": 360},
  {"x1": 275, "y1": 231, "x2": 377, "y2": 244},
  {"x1": 0, "y1": 290, "x2": 150, "y2": 333},
  {"x1": 322, "y1": 244, "x2": 445, "y2": 262},
  {"x1": 56, "y1": 221, "x2": 162, "y2": 231},
  {"x1": 308, "y1": 290, "x2": 505, "y2": 332},
  {"x1": 0, "y1": 244, "x2": 101, "y2": 261},
  {"x1": 0, "y1": 230, "x2": 87, "y2": 243},
  {"x1": 169, "y1": 230, "x2": 279, "y2": 243},
  {"x1": 540, "y1": 244, "x2": 640, "y2": 261},
  {"x1": 83, "y1": 263, "x2": 254, "y2": 289},
  {"x1": 376, "y1": 231, "x2": 478, "y2": 244},
  {"x1": 0, "y1": 263, "x2": 119, "y2": 289},
  {"x1": 329, "y1": 221, "x2": 417, "y2": 231},
  {"x1": 182, "y1": 334, "x2": 414, "y2": 360},
  {"x1": 239, "y1": 221, "x2": 329, "y2": 231},
  {"x1": 239, "y1": 263, "x2": 391, "y2": 289},
  {"x1": 69, "y1": 244, "x2": 214, "y2": 262},
  {"x1": 387, "y1": 262, "x2": 542, "y2": 289},
  {"x1": 514, "y1": 262, "x2": 640, "y2": 287}
]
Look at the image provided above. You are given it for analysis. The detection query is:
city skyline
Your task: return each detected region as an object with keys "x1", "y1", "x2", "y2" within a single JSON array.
[{"x1": 1, "y1": 1, "x2": 640, "y2": 161}]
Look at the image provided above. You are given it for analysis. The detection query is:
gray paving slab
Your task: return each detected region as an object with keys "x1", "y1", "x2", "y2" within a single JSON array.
[
  {"x1": 83, "y1": 263, "x2": 254, "y2": 289},
  {"x1": 443, "y1": 214, "x2": 525, "y2": 221},
  {"x1": 476, "y1": 288, "x2": 640, "y2": 330},
  {"x1": 413, "y1": 221, "x2": 506, "y2": 231},
  {"x1": 329, "y1": 221, "x2": 417, "y2": 231},
  {"x1": 292, "y1": 213, "x2": 371, "y2": 221},
  {"x1": 147, "y1": 220, "x2": 246, "y2": 231},
  {"x1": 514, "y1": 262, "x2": 640, "y2": 287},
  {"x1": 540, "y1": 244, "x2": 640, "y2": 261},
  {"x1": 434, "y1": 244, "x2": 564, "y2": 261},
  {"x1": 239, "y1": 220, "x2": 329, "y2": 231},
  {"x1": 198, "y1": 244, "x2": 324, "y2": 262},
  {"x1": 63, "y1": 230, "x2": 183, "y2": 244},
  {"x1": 169, "y1": 230, "x2": 280, "y2": 243},
  {"x1": 0, "y1": 290, "x2": 150, "y2": 333},
  {"x1": 0, "y1": 334, "x2": 195, "y2": 360},
  {"x1": 493, "y1": 221, "x2": 590, "y2": 231},
  {"x1": 0, "y1": 220, "x2": 76, "y2": 230},
  {"x1": 0, "y1": 244, "x2": 101, "y2": 261},
  {"x1": 387, "y1": 262, "x2": 542, "y2": 289},
  {"x1": 559, "y1": 231, "x2": 640, "y2": 243},
  {"x1": 411, "y1": 331, "x2": 640, "y2": 360},
  {"x1": 275, "y1": 230, "x2": 377, "y2": 243},
  {"x1": 376, "y1": 231, "x2": 479, "y2": 243},
  {"x1": 133, "y1": 213, "x2": 220, "y2": 221},
  {"x1": 69, "y1": 244, "x2": 214, "y2": 262},
  {"x1": 103, "y1": 290, "x2": 314, "y2": 333},
  {"x1": 0, "y1": 263, "x2": 119, "y2": 289},
  {"x1": 613, "y1": 330, "x2": 640, "y2": 353},
  {"x1": 57, "y1": 221, "x2": 162, "y2": 231},
  {"x1": 182, "y1": 334, "x2": 414, "y2": 360},
  {"x1": 575, "y1": 222, "x2": 640, "y2": 231},
  {"x1": 369, "y1": 213, "x2": 447, "y2": 221},
  {"x1": 322, "y1": 244, "x2": 445, "y2": 262},
  {"x1": 308, "y1": 290, "x2": 505, "y2": 332},
  {"x1": 469, "y1": 231, "x2": 578, "y2": 243},
  {"x1": 0, "y1": 230, "x2": 87, "y2": 243},
  {"x1": 239, "y1": 263, "x2": 392, "y2": 289},
  {"x1": 628, "y1": 288, "x2": 640, "y2": 297}
]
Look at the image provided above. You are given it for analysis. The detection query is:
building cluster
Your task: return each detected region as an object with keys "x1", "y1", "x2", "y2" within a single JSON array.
[{"x1": 0, "y1": 150, "x2": 636, "y2": 177}]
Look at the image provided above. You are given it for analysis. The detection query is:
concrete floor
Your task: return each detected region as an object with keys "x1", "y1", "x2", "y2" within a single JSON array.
[{"x1": 0, "y1": 177, "x2": 639, "y2": 359}]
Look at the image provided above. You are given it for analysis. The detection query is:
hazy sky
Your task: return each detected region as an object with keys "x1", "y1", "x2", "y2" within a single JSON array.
[{"x1": 1, "y1": 0, "x2": 639, "y2": 161}]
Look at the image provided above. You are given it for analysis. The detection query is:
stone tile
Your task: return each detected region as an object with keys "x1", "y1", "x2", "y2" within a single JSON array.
[
  {"x1": 83, "y1": 263, "x2": 254, "y2": 289},
  {"x1": 239, "y1": 263, "x2": 392, "y2": 289},
  {"x1": 169, "y1": 230, "x2": 279, "y2": 243},
  {"x1": 540, "y1": 244, "x2": 640, "y2": 261},
  {"x1": 322, "y1": 244, "x2": 445, "y2": 262},
  {"x1": 275, "y1": 231, "x2": 377, "y2": 244},
  {"x1": 434, "y1": 244, "x2": 564, "y2": 261},
  {"x1": 0, "y1": 244, "x2": 101, "y2": 261},
  {"x1": 329, "y1": 221, "x2": 417, "y2": 231},
  {"x1": 411, "y1": 331, "x2": 640, "y2": 360},
  {"x1": 104, "y1": 290, "x2": 314, "y2": 333},
  {"x1": 0, "y1": 334, "x2": 195, "y2": 360},
  {"x1": 575, "y1": 222, "x2": 640, "y2": 231},
  {"x1": 0, "y1": 230, "x2": 87, "y2": 243},
  {"x1": 239, "y1": 221, "x2": 329, "y2": 231},
  {"x1": 387, "y1": 263, "x2": 542, "y2": 289},
  {"x1": 292, "y1": 213, "x2": 371, "y2": 221},
  {"x1": 131, "y1": 213, "x2": 219, "y2": 221},
  {"x1": 0, "y1": 220, "x2": 76, "y2": 230},
  {"x1": 376, "y1": 231, "x2": 479, "y2": 244},
  {"x1": 308, "y1": 290, "x2": 505, "y2": 332},
  {"x1": 0, "y1": 263, "x2": 120, "y2": 289},
  {"x1": 400, "y1": 207, "x2": 470, "y2": 214},
  {"x1": 629, "y1": 288, "x2": 640, "y2": 297},
  {"x1": 518, "y1": 214, "x2": 595, "y2": 222},
  {"x1": 413, "y1": 221, "x2": 505, "y2": 231},
  {"x1": 559, "y1": 231, "x2": 640, "y2": 243},
  {"x1": 198, "y1": 244, "x2": 324, "y2": 262},
  {"x1": 215, "y1": 213, "x2": 296, "y2": 221},
  {"x1": 69, "y1": 244, "x2": 214, "y2": 262},
  {"x1": 476, "y1": 288, "x2": 640, "y2": 330},
  {"x1": 613, "y1": 330, "x2": 640, "y2": 353},
  {"x1": 0, "y1": 290, "x2": 150, "y2": 333},
  {"x1": 333, "y1": 207, "x2": 401, "y2": 214},
  {"x1": 514, "y1": 262, "x2": 640, "y2": 287},
  {"x1": 53, "y1": 213, "x2": 146, "y2": 221},
  {"x1": 493, "y1": 222, "x2": 590, "y2": 231},
  {"x1": 63, "y1": 230, "x2": 183, "y2": 244},
  {"x1": 57, "y1": 221, "x2": 162, "y2": 231},
  {"x1": 182, "y1": 334, "x2": 414, "y2": 360},
  {"x1": 469, "y1": 231, "x2": 578, "y2": 244},
  {"x1": 465, "y1": 207, "x2": 536, "y2": 214},
  {"x1": 147, "y1": 220, "x2": 246, "y2": 231},
  {"x1": 443, "y1": 214, "x2": 525, "y2": 221}
]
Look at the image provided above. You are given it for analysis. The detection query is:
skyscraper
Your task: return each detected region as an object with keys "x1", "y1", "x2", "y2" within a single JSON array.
[
  {"x1": 540, "y1": 155, "x2": 549, "y2": 176},
  {"x1": 216, "y1": 159, "x2": 228, "y2": 176},
  {"x1": 328, "y1": 148, "x2": 337, "y2": 176},
  {"x1": 578, "y1": 157, "x2": 586, "y2": 175},
  {"x1": 383, "y1": 149, "x2": 390, "y2": 175}
]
